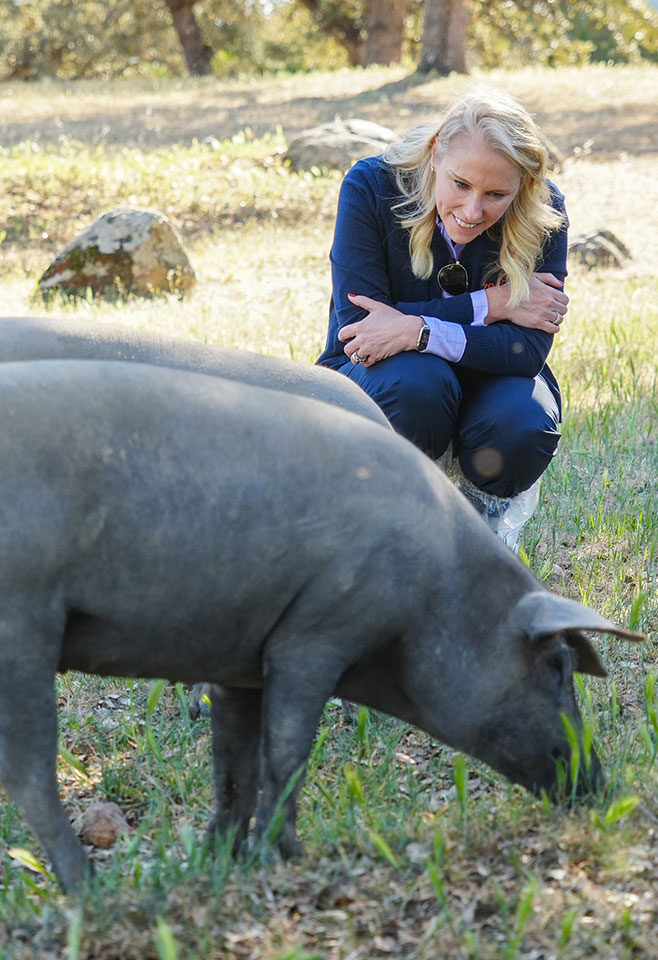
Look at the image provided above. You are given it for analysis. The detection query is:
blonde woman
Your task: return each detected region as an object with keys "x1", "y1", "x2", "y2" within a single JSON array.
[{"x1": 317, "y1": 87, "x2": 569, "y2": 538}]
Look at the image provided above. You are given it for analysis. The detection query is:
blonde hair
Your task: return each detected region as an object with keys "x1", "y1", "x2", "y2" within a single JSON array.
[{"x1": 383, "y1": 87, "x2": 564, "y2": 307}]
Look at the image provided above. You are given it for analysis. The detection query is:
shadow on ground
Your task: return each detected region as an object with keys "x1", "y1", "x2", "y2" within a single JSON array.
[{"x1": 1, "y1": 73, "x2": 656, "y2": 161}]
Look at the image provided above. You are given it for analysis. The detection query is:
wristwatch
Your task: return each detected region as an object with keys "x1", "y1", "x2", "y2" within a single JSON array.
[{"x1": 416, "y1": 321, "x2": 430, "y2": 352}]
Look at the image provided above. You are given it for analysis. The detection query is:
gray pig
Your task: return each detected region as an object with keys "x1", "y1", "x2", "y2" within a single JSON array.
[
  {"x1": 0, "y1": 359, "x2": 641, "y2": 892},
  {"x1": 0, "y1": 315, "x2": 389, "y2": 426}
]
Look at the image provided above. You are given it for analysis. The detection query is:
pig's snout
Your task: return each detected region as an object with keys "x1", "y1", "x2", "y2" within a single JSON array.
[
  {"x1": 475, "y1": 716, "x2": 604, "y2": 802},
  {"x1": 545, "y1": 740, "x2": 604, "y2": 801}
]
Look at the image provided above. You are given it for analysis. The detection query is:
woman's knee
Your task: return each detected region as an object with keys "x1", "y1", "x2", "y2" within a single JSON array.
[
  {"x1": 345, "y1": 354, "x2": 462, "y2": 458},
  {"x1": 459, "y1": 425, "x2": 560, "y2": 497},
  {"x1": 457, "y1": 377, "x2": 561, "y2": 497}
]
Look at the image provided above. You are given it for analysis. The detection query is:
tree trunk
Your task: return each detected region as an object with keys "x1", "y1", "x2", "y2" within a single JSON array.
[
  {"x1": 418, "y1": 0, "x2": 468, "y2": 74},
  {"x1": 164, "y1": 0, "x2": 212, "y2": 76},
  {"x1": 365, "y1": 0, "x2": 408, "y2": 65}
]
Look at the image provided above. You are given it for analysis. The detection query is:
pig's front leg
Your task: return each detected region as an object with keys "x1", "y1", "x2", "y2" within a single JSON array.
[
  {"x1": 253, "y1": 647, "x2": 340, "y2": 860},
  {"x1": 0, "y1": 660, "x2": 90, "y2": 892},
  {"x1": 207, "y1": 685, "x2": 263, "y2": 852}
]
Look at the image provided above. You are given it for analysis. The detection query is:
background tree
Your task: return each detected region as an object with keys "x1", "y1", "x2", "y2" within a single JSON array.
[
  {"x1": 365, "y1": 0, "x2": 409, "y2": 64},
  {"x1": 296, "y1": 0, "x2": 365, "y2": 65},
  {"x1": 293, "y1": 0, "x2": 658, "y2": 74},
  {"x1": 468, "y1": 0, "x2": 658, "y2": 68},
  {"x1": 0, "y1": 0, "x2": 655, "y2": 81},
  {"x1": 295, "y1": 0, "x2": 410, "y2": 65},
  {"x1": 163, "y1": 0, "x2": 212, "y2": 75},
  {"x1": 259, "y1": 0, "x2": 411, "y2": 71},
  {"x1": 417, "y1": 0, "x2": 468, "y2": 73},
  {"x1": 2, "y1": 0, "x2": 177, "y2": 80},
  {"x1": 0, "y1": 0, "x2": 265, "y2": 80}
]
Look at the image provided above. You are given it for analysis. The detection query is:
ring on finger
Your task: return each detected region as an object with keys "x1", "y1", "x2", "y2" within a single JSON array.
[
  {"x1": 554, "y1": 311, "x2": 561, "y2": 325},
  {"x1": 352, "y1": 351, "x2": 365, "y2": 364}
]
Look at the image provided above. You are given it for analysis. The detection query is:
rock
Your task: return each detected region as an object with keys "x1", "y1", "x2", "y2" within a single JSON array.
[
  {"x1": 568, "y1": 230, "x2": 632, "y2": 269},
  {"x1": 80, "y1": 801, "x2": 130, "y2": 849},
  {"x1": 38, "y1": 208, "x2": 196, "y2": 300},
  {"x1": 284, "y1": 118, "x2": 397, "y2": 172}
]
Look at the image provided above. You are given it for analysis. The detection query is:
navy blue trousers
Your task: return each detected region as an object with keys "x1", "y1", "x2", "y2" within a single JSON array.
[{"x1": 340, "y1": 353, "x2": 561, "y2": 498}]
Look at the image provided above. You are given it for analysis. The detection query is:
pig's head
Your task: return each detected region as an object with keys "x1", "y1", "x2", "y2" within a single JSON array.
[{"x1": 464, "y1": 591, "x2": 645, "y2": 799}]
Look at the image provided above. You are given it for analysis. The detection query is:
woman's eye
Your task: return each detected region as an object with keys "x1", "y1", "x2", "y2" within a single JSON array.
[{"x1": 453, "y1": 180, "x2": 469, "y2": 190}]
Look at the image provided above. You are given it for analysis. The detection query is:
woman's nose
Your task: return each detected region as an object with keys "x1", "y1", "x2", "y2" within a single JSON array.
[{"x1": 463, "y1": 196, "x2": 483, "y2": 221}]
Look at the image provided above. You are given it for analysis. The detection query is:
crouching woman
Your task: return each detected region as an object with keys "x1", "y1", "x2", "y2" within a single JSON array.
[{"x1": 316, "y1": 87, "x2": 569, "y2": 544}]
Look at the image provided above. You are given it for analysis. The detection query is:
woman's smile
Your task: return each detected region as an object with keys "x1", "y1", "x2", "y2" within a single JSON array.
[{"x1": 453, "y1": 214, "x2": 483, "y2": 230}]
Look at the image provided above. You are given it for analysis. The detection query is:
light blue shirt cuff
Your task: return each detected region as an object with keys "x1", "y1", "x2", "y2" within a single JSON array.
[
  {"x1": 470, "y1": 289, "x2": 488, "y2": 327},
  {"x1": 419, "y1": 290, "x2": 488, "y2": 362},
  {"x1": 421, "y1": 316, "x2": 466, "y2": 363}
]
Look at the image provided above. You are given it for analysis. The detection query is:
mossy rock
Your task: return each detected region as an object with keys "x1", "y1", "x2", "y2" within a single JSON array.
[{"x1": 38, "y1": 208, "x2": 196, "y2": 300}]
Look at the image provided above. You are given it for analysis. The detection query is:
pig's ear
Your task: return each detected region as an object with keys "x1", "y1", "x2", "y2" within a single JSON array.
[
  {"x1": 516, "y1": 591, "x2": 647, "y2": 644},
  {"x1": 562, "y1": 630, "x2": 608, "y2": 678},
  {"x1": 514, "y1": 591, "x2": 645, "y2": 677}
]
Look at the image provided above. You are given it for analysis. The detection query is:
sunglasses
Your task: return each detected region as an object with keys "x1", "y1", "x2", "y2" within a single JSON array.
[{"x1": 437, "y1": 260, "x2": 469, "y2": 296}]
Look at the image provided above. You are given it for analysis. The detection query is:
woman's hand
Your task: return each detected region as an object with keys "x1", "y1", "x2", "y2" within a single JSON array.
[
  {"x1": 337, "y1": 294, "x2": 423, "y2": 367},
  {"x1": 485, "y1": 273, "x2": 569, "y2": 333}
]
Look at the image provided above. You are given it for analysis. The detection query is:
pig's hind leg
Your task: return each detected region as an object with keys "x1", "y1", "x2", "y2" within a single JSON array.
[
  {"x1": 0, "y1": 649, "x2": 89, "y2": 892},
  {"x1": 207, "y1": 684, "x2": 263, "y2": 852}
]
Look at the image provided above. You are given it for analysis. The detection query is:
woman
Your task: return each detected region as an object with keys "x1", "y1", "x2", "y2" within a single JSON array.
[{"x1": 316, "y1": 87, "x2": 569, "y2": 542}]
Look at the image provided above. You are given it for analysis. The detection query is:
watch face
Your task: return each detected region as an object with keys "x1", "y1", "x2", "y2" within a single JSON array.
[{"x1": 417, "y1": 325, "x2": 430, "y2": 351}]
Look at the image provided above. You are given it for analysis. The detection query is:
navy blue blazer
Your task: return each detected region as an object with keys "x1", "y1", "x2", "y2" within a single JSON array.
[{"x1": 317, "y1": 155, "x2": 569, "y2": 413}]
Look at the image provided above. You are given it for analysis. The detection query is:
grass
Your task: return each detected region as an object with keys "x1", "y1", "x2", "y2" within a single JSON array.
[{"x1": 0, "y1": 63, "x2": 657, "y2": 959}]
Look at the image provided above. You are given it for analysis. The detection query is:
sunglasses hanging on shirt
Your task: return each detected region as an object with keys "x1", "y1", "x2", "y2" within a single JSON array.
[{"x1": 437, "y1": 260, "x2": 469, "y2": 296}]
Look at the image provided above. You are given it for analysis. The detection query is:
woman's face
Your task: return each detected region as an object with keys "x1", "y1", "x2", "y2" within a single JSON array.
[{"x1": 433, "y1": 133, "x2": 522, "y2": 245}]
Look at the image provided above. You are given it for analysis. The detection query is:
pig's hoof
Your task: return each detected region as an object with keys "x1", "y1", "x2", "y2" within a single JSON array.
[
  {"x1": 280, "y1": 837, "x2": 304, "y2": 861},
  {"x1": 256, "y1": 831, "x2": 303, "y2": 863},
  {"x1": 250, "y1": 837, "x2": 283, "y2": 866},
  {"x1": 204, "y1": 818, "x2": 249, "y2": 858}
]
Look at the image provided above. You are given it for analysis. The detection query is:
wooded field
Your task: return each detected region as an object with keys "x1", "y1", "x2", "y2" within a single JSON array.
[{"x1": 0, "y1": 62, "x2": 657, "y2": 960}]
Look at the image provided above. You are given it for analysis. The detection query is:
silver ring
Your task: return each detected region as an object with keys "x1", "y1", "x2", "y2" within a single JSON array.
[
  {"x1": 554, "y1": 311, "x2": 561, "y2": 324},
  {"x1": 352, "y1": 352, "x2": 365, "y2": 364}
]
